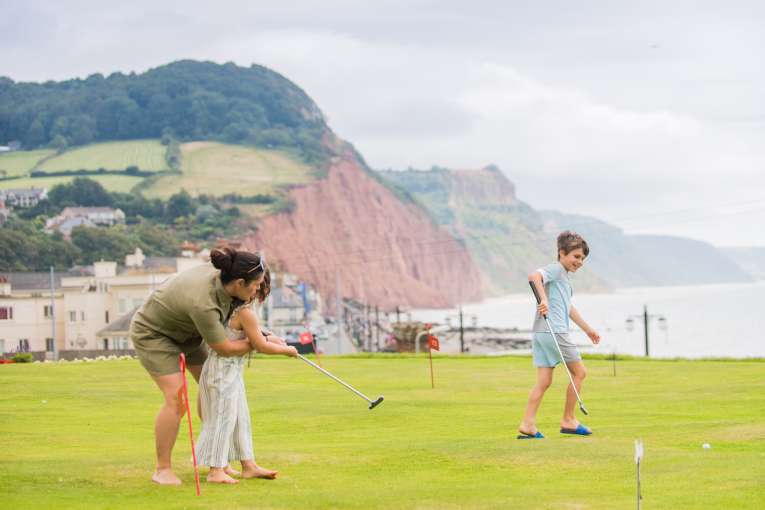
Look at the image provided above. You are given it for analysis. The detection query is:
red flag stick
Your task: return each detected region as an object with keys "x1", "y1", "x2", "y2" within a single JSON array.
[
  {"x1": 429, "y1": 343, "x2": 435, "y2": 389},
  {"x1": 179, "y1": 353, "x2": 201, "y2": 496}
]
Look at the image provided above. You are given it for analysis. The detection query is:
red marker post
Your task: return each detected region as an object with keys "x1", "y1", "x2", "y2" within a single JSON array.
[
  {"x1": 299, "y1": 330, "x2": 321, "y2": 367},
  {"x1": 179, "y1": 353, "x2": 201, "y2": 496},
  {"x1": 423, "y1": 323, "x2": 440, "y2": 389}
]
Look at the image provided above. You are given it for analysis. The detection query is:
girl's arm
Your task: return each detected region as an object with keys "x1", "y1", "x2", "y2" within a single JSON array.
[
  {"x1": 239, "y1": 308, "x2": 298, "y2": 357},
  {"x1": 528, "y1": 271, "x2": 549, "y2": 316},
  {"x1": 569, "y1": 305, "x2": 600, "y2": 344}
]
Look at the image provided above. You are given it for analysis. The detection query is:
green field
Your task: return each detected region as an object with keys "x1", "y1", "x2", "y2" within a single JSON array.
[
  {"x1": 0, "y1": 149, "x2": 54, "y2": 177},
  {"x1": 0, "y1": 355, "x2": 762, "y2": 509},
  {"x1": 0, "y1": 174, "x2": 144, "y2": 193},
  {"x1": 142, "y1": 142, "x2": 314, "y2": 200},
  {"x1": 38, "y1": 140, "x2": 169, "y2": 172}
]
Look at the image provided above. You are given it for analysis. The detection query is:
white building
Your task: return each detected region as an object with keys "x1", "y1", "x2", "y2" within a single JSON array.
[{"x1": 0, "y1": 187, "x2": 48, "y2": 208}]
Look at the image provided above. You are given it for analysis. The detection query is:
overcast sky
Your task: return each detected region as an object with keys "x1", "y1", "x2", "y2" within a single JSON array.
[{"x1": 3, "y1": 1, "x2": 764, "y2": 247}]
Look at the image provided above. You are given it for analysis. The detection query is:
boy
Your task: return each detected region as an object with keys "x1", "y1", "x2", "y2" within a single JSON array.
[{"x1": 518, "y1": 231, "x2": 600, "y2": 439}]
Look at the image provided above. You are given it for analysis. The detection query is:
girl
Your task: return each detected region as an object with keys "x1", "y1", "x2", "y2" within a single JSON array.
[
  {"x1": 518, "y1": 231, "x2": 601, "y2": 439},
  {"x1": 195, "y1": 262, "x2": 298, "y2": 484}
]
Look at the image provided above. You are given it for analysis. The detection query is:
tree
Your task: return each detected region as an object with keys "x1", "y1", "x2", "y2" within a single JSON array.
[
  {"x1": 48, "y1": 177, "x2": 113, "y2": 207},
  {"x1": 165, "y1": 190, "x2": 195, "y2": 221}
]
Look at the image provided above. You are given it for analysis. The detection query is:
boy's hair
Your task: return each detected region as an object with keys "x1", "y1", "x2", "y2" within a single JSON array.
[{"x1": 557, "y1": 231, "x2": 589, "y2": 260}]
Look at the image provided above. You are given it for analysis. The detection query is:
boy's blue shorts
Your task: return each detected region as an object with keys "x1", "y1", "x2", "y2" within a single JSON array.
[{"x1": 532, "y1": 332, "x2": 581, "y2": 368}]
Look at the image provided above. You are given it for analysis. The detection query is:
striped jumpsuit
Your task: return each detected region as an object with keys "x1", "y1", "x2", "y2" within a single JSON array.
[{"x1": 195, "y1": 308, "x2": 254, "y2": 467}]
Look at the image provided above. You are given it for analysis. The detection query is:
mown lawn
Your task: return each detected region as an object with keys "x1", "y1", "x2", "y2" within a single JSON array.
[
  {"x1": 0, "y1": 149, "x2": 54, "y2": 177},
  {"x1": 38, "y1": 140, "x2": 169, "y2": 172},
  {"x1": 0, "y1": 174, "x2": 144, "y2": 193},
  {"x1": 142, "y1": 141, "x2": 314, "y2": 200},
  {"x1": 0, "y1": 355, "x2": 762, "y2": 509}
]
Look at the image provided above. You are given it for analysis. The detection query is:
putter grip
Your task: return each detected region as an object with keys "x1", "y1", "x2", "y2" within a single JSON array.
[{"x1": 528, "y1": 281, "x2": 547, "y2": 319}]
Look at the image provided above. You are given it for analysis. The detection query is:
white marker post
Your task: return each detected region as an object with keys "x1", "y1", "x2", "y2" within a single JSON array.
[{"x1": 635, "y1": 439, "x2": 644, "y2": 510}]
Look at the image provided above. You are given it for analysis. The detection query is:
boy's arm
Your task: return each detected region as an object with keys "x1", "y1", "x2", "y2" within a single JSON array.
[
  {"x1": 528, "y1": 271, "x2": 549, "y2": 316},
  {"x1": 239, "y1": 308, "x2": 297, "y2": 357},
  {"x1": 569, "y1": 305, "x2": 600, "y2": 344}
]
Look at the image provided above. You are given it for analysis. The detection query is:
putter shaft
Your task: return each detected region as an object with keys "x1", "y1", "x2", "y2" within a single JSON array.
[{"x1": 297, "y1": 354, "x2": 379, "y2": 406}]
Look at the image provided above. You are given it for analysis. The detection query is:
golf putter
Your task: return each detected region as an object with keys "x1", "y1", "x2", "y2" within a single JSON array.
[
  {"x1": 529, "y1": 281, "x2": 589, "y2": 415},
  {"x1": 297, "y1": 354, "x2": 384, "y2": 410}
]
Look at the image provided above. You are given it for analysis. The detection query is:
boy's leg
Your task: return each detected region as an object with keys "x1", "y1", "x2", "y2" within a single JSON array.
[
  {"x1": 519, "y1": 367, "x2": 554, "y2": 435},
  {"x1": 561, "y1": 361, "x2": 587, "y2": 429},
  {"x1": 150, "y1": 372, "x2": 185, "y2": 485}
]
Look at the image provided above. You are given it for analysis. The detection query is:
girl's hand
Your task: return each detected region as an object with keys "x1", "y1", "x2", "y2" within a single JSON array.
[
  {"x1": 285, "y1": 346, "x2": 298, "y2": 358},
  {"x1": 587, "y1": 330, "x2": 601, "y2": 345},
  {"x1": 537, "y1": 300, "x2": 549, "y2": 316}
]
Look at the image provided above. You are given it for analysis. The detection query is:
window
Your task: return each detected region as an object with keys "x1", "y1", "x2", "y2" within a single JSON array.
[
  {"x1": 45, "y1": 338, "x2": 54, "y2": 352},
  {"x1": 132, "y1": 298, "x2": 144, "y2": 309},
  {"x1": 44, "y1": 305, "x2": 54, "y2": 318},
  {"x1": 0, "y1": 339, "x2": 5, "y2": 355},
  {"x1": 80, "y1": 311, "x2": 86, "y2": 321},
  {"x1": 0, "y1": 307, "x2": 13, "y2": 320},
  {"x1": 102, "y1": 338, "x2": 109, "y2": 350},
  {"x1": 105, "y1": 311, "x2": 110, "y2": 324},
  {"x1": 69, "y1": 311, "x2": 76, "y2": 322},
  {"x1": 18, "y1": 339, "x2": 29, "y2": 352}
]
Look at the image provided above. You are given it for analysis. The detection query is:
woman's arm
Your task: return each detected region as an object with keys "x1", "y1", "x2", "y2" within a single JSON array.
[
  {"x1": 569, "y1": 305, "x2": 600, "y2": 344},
  {"x1": 239, "y1": 308, "x2": 298, "y2": 357},
  {"x1": 208, "y1": 338, "x2": 254, "y2": 357}
]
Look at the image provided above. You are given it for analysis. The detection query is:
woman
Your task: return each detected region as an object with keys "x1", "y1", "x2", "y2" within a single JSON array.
[{"x1": 130, "y1": 247, "x2": 285, "y2": 485}]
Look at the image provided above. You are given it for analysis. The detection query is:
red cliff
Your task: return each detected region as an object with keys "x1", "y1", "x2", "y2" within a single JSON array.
[{"x1": 242, "y1": 153, "x2": 483, "y2": 310}]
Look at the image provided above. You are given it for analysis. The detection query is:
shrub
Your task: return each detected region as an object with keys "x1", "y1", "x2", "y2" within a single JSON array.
[{"x1": 12, "y1": 352, "x2": 34, "y2": 363}]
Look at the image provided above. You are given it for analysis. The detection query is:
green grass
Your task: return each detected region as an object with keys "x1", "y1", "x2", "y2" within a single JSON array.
[
  {"x1": 0, "y1": 174, "x2": 144, "y2": 193},
  {"x1": 142, "y1": 141, "x2": 314, "y2": 200},
  {"x1": 0, "y1": 149, "x2": 55, "y2": 177},
  {"x1": 0, "y1": 356, "x2": 762, "y2": 509},
  {"x1": 38, "y1": 140, "x2": 169, "y2": 172}
]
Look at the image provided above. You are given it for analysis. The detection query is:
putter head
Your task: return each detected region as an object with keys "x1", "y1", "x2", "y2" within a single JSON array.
[
  {"x1": 368, "y1": 396, "x2": 384, "y2": 410},
  {"x1": 579, "y1": 402, "x2": 589, "y2": 416}
]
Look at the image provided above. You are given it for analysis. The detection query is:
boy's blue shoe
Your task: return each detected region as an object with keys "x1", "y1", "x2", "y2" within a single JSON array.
[
  {"x1": 560, "y1": 424, "x2": 592, "y2": 435},
  {"x1": 517, "y1": 431, "x2": 545, "y2": 439}
]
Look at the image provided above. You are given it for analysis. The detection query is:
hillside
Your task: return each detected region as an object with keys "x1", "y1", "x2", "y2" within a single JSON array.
[
  {"x1": 242, "y1": 148, "x2": 484, "y2": 309},
  {"x1": 722, "y1": 247, "x2": 765, "y2": 280},
  {"x1": 1, "y1": 60, "x2": 483, "y2": 308},
  {"x1": 380, "y1": 167, "x2": 753, "y2": 290},
  {"x1": 379, "y1": 167, "x2": 609, "y2": 294},
  {"x1": 0, "y1": 60, "x2": 328, "y2": 163}
]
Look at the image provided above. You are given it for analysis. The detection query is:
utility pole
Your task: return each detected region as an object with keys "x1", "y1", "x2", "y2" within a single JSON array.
[
  {"x1": 49, "y1": 266, "x2": 57, "y2": 361},
  {"x1": 627, "y1": 305, "x2": 666, "y2": 357},
  {"x1": 459, "y1": 305, "x2": 465, "y2": 353},
  {"x1": 335, "y1": 270, "x2": 343, "y2": 354},
  {"x1": 643, "y1": 305, "x2": 649, "y2": 357}
]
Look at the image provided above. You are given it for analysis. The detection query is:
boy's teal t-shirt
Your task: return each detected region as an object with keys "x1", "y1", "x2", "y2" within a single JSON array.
[{"x1": 532, "y1": 262, "x2": 572, "y2": 333}]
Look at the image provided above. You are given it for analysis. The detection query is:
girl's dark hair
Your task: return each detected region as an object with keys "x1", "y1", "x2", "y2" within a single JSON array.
[
  {"x1": 210, "y1": 247, "x2": 267, "y2": 285},
  {"x1": 253, "y1": 268, "x2": 271, "y2": 303},
  {"x1": 557, "y1": 231, "x2": 589, "y2": 259}
]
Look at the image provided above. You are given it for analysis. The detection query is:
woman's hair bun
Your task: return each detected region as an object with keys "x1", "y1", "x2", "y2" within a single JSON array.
[{"x1": 210, "y1": 247, "x2": 235, "y2": 273}]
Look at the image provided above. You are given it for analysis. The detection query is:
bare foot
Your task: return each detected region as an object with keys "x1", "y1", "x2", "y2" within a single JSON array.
[
  {"x1": 560, "y1": 420, "x2": 580, "y2": 430},
  {"x1": 224, "y1": 465, "x2": 241, "y2": 477},
  {"x1": 152, "y1": 468, "x2": 182, "y2": 485},
  {"x1": 241, "y1": 462, "x2": 278, "y2": 480},
  {"x1": 207, "y1": 468, "x2": 239, "y2": 484},
  {"x1": 518, "y1": 423, "x2": 538, "y2": 436}
]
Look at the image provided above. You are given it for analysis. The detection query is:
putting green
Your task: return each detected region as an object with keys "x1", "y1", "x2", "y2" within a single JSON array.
[{"x1": 0, "y1": 355, "x2": 762, "y2": 509}]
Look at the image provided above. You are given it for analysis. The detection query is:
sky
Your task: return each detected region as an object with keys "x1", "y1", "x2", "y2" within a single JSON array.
[{"x1": 3, "y1": 1, "x2": 764, "y2": 247}]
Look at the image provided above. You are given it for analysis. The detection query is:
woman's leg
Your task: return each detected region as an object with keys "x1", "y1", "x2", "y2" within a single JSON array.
[
  {"x1": 519, "y1": 367, "x2": 554, "y2": 435},
  {"x1": 561, "y1": 361, "x2": 587, "y2": 429},
  {"x1": 150, "y1": 372, "x2": 185, "y2": 485}
]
